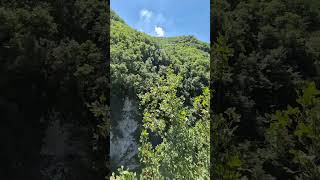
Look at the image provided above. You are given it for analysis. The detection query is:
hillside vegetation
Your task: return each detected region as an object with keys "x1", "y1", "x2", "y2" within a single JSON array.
[
  {"x1": 110, "y1": 10, "x2": 211, "y2": 179},
  {"x1": 212, "y1": 0, "x2": 320, "y2": 179},
  {"x1": 0, "y1": 0, "x2": 108, "y2": 179}
]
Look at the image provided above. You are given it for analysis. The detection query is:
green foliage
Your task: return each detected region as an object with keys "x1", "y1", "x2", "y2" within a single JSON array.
[
  {"x1": 110, "y1": 167, "x2": 138, "y2": 180},
  {"x1": 212, "y1": 0, "x2": 320, "y2": 136},
  {"x1": 212, "y1": 108, "x2": 243, "y2": 180},
  {"x1": 109, "y1": 67, "x2": 210, "y2": 179},
  {"x1": 264, "y1": 82, "x2": 320, "y2": 179},
  {"x1": 110, "y1": 11, "x2": 210, "y2": 178},
  {"x1": 138, "y1": 68, "x2": 210, "y2": 179},
  {"x1": 110, "y1": 13, "x2": 209, "y2": 100},
  {"x1": 212, "y1": 36, "x2": 234, "y2": 83},
  {"x1": 0, "y1": 1, "x2": 109, "y2": 179},
  {"x1": 212, "y1": 0, "x2": 320, "y2": 179},
  {"x1": 87, "y1": 95, "x2": 110, "y2": 138}
]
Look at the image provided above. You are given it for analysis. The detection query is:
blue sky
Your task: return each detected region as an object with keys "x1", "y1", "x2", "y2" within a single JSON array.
[{"x1": 111, "y1": 0, "x2": 210, "y2": 43}]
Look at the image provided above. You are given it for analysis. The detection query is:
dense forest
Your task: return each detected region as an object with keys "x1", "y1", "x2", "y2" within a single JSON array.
[
  {"x1": 0, "y1": 0, "x2": 109, "y2": 179},
  {"x1": 110, "y1": 10, "x2": 210, "y2": 179},
  {"x1": 212, "y1": 0, "x2": 320, "y2": 179},
  {"x1": 111, "y1": 0, "x2": 320, "y2": 179},
  {"x1": 1, "y1": 0, "x2": 320, "y2": 179}
]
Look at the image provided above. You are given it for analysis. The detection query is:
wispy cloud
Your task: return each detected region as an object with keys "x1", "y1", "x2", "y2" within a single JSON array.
[
  {"x1": 154, "y1": 26, "x2": 165, "y2": 37},
  {"x1": 140, "y1": 9, "x2": 153, "y2": 23},
  {"x1": 137, "y1": 9, "x2": 168, "y2": 37}
]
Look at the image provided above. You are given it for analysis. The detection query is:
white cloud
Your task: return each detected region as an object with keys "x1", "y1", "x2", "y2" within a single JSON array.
[
  {"x1": 154, "y1": 26, "x2": 165, "y2": 37},
  {"x1": 140, "y1": 9, "x2": 152, "y2": 23},
  {"x1": 137, "y1": 9, "x2": 167, "y2": 37}
]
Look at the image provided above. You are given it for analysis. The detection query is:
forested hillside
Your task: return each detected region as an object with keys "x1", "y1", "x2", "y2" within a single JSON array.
[
  {"x1": 212, "y1": 0, "x2": 320, "y2": 179},
  {"x1": 110, "y1": 11, "x2": 210, "y2": 179},
  {"x1": 2, "y1": 0, "x2": 320, "y2": 179},
  {"x1": 0, "y1": 1, "x2": 109, "y2": 179}
]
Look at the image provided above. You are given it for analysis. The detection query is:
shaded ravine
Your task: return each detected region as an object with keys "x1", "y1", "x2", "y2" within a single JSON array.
[{"x1": 110, "y1": 95, "x2": 140, "y2": 171}]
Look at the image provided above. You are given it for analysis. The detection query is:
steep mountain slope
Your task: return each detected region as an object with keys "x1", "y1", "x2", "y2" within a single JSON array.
[
  {"x1": 111, "y1": 11, "x2": 209, "y2": 98},
  {"x1": 110, "y1": 10, "x2": 210, "y2": 178}
]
